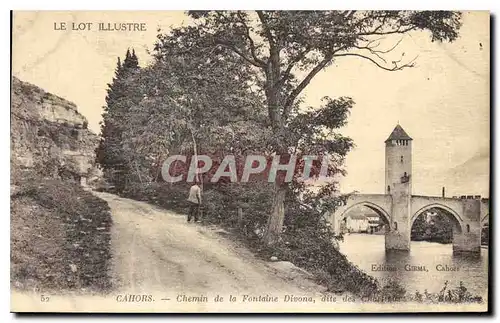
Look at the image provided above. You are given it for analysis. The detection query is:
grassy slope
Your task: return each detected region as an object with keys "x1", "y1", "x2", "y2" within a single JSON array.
[{"x1": 11, "y1": 174, "x2": 113, "y2": 294}]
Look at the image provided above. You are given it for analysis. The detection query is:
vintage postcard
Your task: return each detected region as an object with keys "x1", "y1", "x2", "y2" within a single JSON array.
[{"x1": 10, "y1": 10, "x2": 490, "y2": 313}]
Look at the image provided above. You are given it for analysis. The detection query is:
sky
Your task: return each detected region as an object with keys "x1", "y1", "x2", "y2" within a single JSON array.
[{"x1": 12, "y1": 11, "x2": 490, "y2": 198}]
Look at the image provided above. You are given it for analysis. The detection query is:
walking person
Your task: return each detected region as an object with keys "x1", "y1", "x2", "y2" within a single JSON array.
[{"x1": 187, "y1": 181, "x2": 202, "y2": 223}]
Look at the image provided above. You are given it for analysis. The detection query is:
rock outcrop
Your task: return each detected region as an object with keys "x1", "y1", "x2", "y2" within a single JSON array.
[{"x1": 11, "y1": 76, "x2": 99, "y2": 183}]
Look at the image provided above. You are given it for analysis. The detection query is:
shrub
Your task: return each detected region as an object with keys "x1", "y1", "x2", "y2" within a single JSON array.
[
  {"x1": 272, "y1": 197, "x2": 379, "y2": 296},
  {"x1": 122, "y1": 181, "x2": 190, "y2": 213},
  {"x1": 375, "y1": 280, "x2": 407, "y2": 302}
]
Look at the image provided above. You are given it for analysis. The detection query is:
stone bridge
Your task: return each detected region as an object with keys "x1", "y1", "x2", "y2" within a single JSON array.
[
  {"x1": 326, "y1": 124, "x2": 489, "y2": 254},
  {"x1": 327, "y1": 194, "x2": 489, "y2": 253}
]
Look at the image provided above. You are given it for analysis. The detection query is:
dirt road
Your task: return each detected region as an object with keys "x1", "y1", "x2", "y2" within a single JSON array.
[{"x1": 95, "y1": 192, "x2": 326, "y2": 297}]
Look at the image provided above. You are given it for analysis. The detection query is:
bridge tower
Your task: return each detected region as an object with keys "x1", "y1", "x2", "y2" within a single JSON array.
[
  {"x1": 328, "y1": 124, "x2": 485, "y2": 254},
  {"x1": 384, "y1": 124, "x2": 413, "y2": 251}
]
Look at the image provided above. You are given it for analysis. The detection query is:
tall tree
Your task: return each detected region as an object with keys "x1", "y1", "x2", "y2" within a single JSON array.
[
  {"x1": 154, "y1": 11, "x2": 463, "y2": 244},
  {"x1": 96, "y1": 48, "x2": 140, "y2": 190},
  {"x1": 181, "y1": 11, "x2": 463, "y2": 245}
]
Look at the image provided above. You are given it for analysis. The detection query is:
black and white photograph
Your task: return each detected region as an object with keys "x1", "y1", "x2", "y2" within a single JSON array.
[{"x1": 10, "y1": 10, "x2": 490, "y2": 313}]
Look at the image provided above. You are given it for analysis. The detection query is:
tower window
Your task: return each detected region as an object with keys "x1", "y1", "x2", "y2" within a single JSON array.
[
  {"x1": 401, "y1": 172, "x2": 409, "y2": 183},
  {"x1": 394, "y1": 222, "x2": 398, "y2": 231},
  {"x1": 387, "y1": 185, "x2": 391, "y2": 194},
  {"x1": 401, "y1": 156, "x2": 404, "y2": 163},
  {"x1": 466, "y1": 224, "x2": 470, "y2": 233}
]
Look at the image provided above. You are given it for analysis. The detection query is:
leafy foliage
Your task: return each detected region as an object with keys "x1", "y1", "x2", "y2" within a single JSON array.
[{"x1": 411, "y1": 208, "x2": 456, "y2": 244}]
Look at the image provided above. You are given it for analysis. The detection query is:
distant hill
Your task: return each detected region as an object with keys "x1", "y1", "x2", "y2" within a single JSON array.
[{"x1": 443, "y1": 147, "x2": 490, "y2": 197}]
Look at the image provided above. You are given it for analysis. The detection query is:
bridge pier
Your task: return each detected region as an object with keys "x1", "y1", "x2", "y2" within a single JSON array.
[
  {"x1": 452, "y1": 199, "x2": 482, "y2": 253},
  {"x1": 452, "y1": 231, "x2": 481, "y2": 253},
  {"x1": 385, "y1": 182, "x2": 411, "y2": 251},
  {"x1": 385, "y1": 231, "x2": 410, "y2": 251}
]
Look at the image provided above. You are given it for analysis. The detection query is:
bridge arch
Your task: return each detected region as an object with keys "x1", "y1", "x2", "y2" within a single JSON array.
[
  {"x1": 336, "y1": 201, "x2": 391, "y2": 227},
  {"x1": 410, "y1": 203, "x2": 463, "y2": 233}
]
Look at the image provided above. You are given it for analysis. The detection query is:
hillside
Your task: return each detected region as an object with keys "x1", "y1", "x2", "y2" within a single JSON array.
[
  {"x1": 444, "y1": 146, "x2": 490, "y2": 197},
  {"x1": 10, "y1": 77, "x2": 112, "y2": 294}
]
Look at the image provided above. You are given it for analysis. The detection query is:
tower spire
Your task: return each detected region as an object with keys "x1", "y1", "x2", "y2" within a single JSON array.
[{"x1": 385, "y1": 124, "x2": 412, "y2": 143}]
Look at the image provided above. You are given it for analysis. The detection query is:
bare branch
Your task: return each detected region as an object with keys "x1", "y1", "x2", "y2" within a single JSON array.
[
  {"x1": 359, "y1": 25, "x2": 417, "y2": 36},
  {"x1": 352, "y1": 45, "x2": 388, "y2": 63},
  {"x1": 332, "y1": 52, "x2": 417, "y2": 71},
  {"x1": 256, "y1": 11, "x2": 275, "y2": 46},
  {"x1": 277, "y1": 46, "x2": 312, "y2": 86},
  {"x1": 352, "y1": 37, "x2": 406, "y2": 65},
  {"x1": 214, "y1": 40, "x2": 264, "y2": 68},
  {"x1": 379, "y1": 37, "x2": 404, "y2": 53},
  {"x1": 236, "y1": 11, "x2": 267, "y2": 67},
  {"x1": 282, "y1": 52, "x2": 335, "y2": 118},
  {"x1": 365, "y1": 37, "x2": 384, "y2": 49}
]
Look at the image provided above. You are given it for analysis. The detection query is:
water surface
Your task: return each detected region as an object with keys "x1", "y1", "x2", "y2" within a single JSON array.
[{"x1": 339, "y1": 234, "x2": 489, "y2": 297}]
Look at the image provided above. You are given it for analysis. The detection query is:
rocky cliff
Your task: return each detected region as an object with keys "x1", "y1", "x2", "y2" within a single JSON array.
[
  {"x1": 11, "y1": 77, "x2": 99, "y2": 183},
  {"x1": 10, "y1": 77, "x2": 113, "y2": 294}
]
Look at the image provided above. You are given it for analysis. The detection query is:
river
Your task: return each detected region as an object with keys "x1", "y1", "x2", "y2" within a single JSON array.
[{"x1": 338, "y1": 234, "x2": 489, "y2": 297}]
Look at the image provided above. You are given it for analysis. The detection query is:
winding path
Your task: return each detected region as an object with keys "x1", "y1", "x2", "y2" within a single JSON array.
[{"x1": 95, "y1": 192, "x2": 325, "y2": 297}]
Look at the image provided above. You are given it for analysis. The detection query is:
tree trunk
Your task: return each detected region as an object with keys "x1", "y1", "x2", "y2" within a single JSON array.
[
  {"x1": 263, "y1": 49, "x2": 286, "y2": 245},
  {"x1": 264, "y1": 182, "x2": 286, "y2": 245}
]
